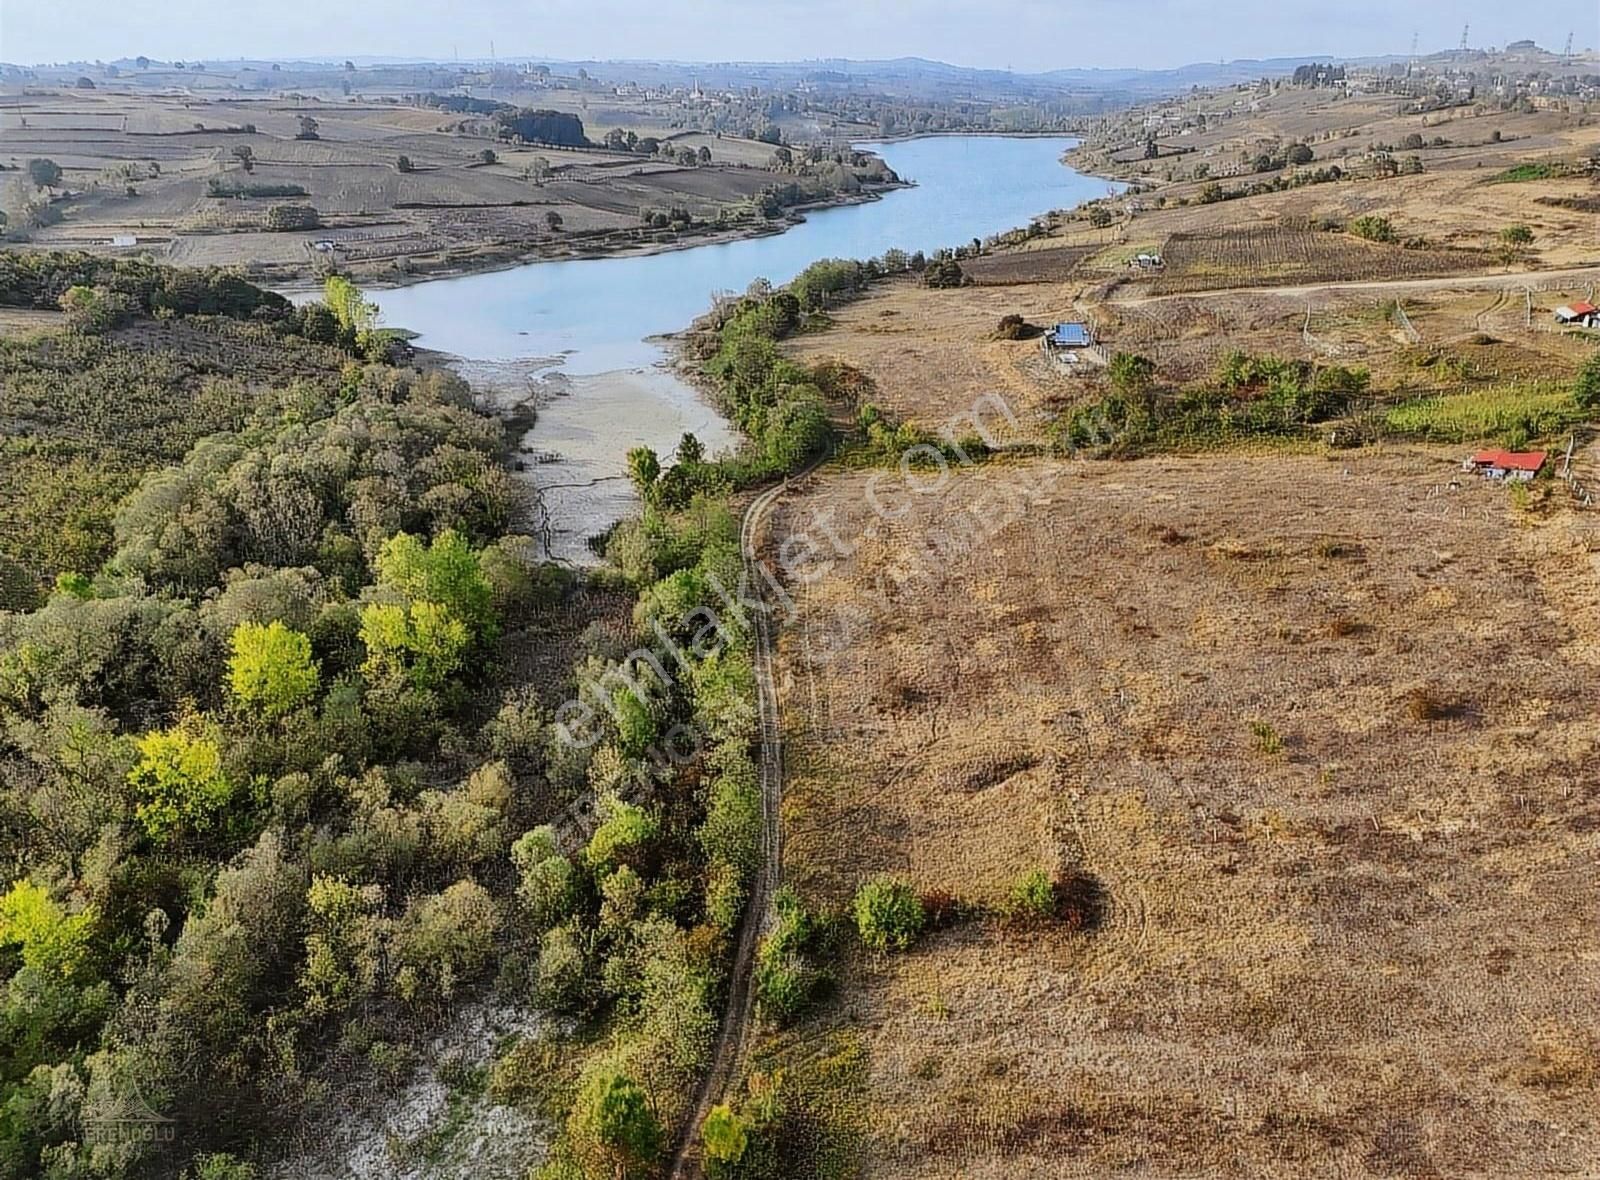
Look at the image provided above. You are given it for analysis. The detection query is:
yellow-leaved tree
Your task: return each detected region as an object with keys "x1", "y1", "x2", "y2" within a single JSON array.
[{"x1": 228, "y1": 620, "x2": 319, "y2": 718}]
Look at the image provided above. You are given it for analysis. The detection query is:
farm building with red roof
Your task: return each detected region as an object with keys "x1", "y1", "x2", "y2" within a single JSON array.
[{"x1": 1465, "y1": 449, "x2": 1547, "y2": 481}]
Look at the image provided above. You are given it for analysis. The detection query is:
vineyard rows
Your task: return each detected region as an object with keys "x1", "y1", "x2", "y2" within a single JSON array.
[{"x1": 1146, "y1": 227, "x2": 1485, "y2": 294}]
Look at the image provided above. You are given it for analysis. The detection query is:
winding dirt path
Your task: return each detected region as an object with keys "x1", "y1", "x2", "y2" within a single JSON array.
[{"x1": 667, "y1": 469, "x2": 799, "y2": 1179}]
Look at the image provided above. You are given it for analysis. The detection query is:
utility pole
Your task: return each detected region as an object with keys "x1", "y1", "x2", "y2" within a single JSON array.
[{"x1": 1564, "y1": 31, "x2": 1574, "y2": 61}]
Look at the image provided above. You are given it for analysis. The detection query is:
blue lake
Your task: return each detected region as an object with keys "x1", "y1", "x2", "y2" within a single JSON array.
[
  {"x1": 374, "y1": 135, "x2": 1112, "y2": 372},
  {"x1": 368, "y1": 135, "x2": 1111, "y2": 559}
]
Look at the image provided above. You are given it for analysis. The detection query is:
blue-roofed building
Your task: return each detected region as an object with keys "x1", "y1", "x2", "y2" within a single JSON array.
[{"x1": 1048, "y1": 322, "x2": 1092, "y2": 348}]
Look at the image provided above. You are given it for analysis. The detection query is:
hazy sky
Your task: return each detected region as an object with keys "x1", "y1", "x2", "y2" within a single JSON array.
[{"x1": 0, "y1": 0, "x2": 1588, "y2": 72}]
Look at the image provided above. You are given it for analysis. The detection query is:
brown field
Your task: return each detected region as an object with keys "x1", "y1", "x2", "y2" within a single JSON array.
[
  {"x1": 1059, "y1": 84, "x2": 1600, "y2": 273},
  {"x1": 759, "y1": 452, "x2": 1600, "y2": 1178},
  {"x1": 785, "y1": 276, "x2": 1087, "y2": 435},
  {"x1": 963, "y1": 243, "x2": 1098, "y2": 285},
  {"x1": 0, "y1": 88, "x2": 851, "y2": 281},
  {"x1": 783, "y1": 268, "x2": 1600, "y2": 439}
]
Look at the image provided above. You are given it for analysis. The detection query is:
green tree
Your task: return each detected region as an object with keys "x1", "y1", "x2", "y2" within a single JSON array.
[
  {"x1": 1108, "y1": 352, "x2": 1157, "y2": 405},
  {"x1": 323, "y1": 274, "x2": 377, "y2": 339},
  {"x1": 764, "y1": 397, "x2": 831, "y2": 471},
  {"x1": 585, "y1": 795, "x2": 658, "y2": 874},
  {"x1": 265, "y1": 203, "x2": 321, "y2": 231},
  {"x1": 1349, "y1": 215, "x2": 1395, "y2": 243},
  {"x1": 511, "y1": 825, "x2": 576, "y2": 932},
  {"x1": 26, "y1": 158, "x2": 62, "y2": 189},
  {"x1": 228, "y1": 620, "x2": 319, "y2": 717},
  {"x1": 754, "y1": 887, "x2": 820, "y2": 1020},
  {"x1": 1500, "y1": 223, "x2": 1534, "y2": 246},
  {"x1": 626, "y1": 446, "x2": 661, "y2": 498},
  {"x1": 186, "y1": 1152, "x2": 258, "y2": 1180},
  {"x1": 58, "y1": 285, "x2": 133, "y2": 333},
  {"x1": 852, "y1": 874, "x2": 924, "y2": 952},
  {"x1": 374, "y1": 530, "x2": 495, "y2": 641},
  {"x1": 923, "y1": 258, "x2": 966, "y2": 289},
  {"x1": 359, "y1": 599, "x2": 471, "y2": 690},
  {"x1": 702, "y1": 1103, "x2": 749, "y2": 1172},
  {"x1": 1574, "y1": 352, "x2": 1600, "y2": 410},
  {"x1": 0, "y1": 879, "x2": 98, "y2": 978},
  {"x1": 126, "y1": 719, "x2": 235, "y2": 844},
  {"x1": 300, "y1": 875, "x2": 384, "y2": 1018},
  {"x1": 392, "y1": 879, "x2": 498, "y2": 1003},
  {"x1": 569, "y1": 1066, "x2": 662, "y2": 1179}
]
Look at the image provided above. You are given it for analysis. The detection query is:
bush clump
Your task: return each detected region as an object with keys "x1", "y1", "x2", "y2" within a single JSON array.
[
  {"x1": 852, "y1": 874, "x2": 924, "y2": 952},
  {"x1": 754, "y1": 887, "x2": 828, "y2": 1022},
  {"x1": 1004, "y1": 869, "x2": 1058, "y2": 923},
  {"x1": 994, "y1": 314, "x2": 1040, "y2": 341}
]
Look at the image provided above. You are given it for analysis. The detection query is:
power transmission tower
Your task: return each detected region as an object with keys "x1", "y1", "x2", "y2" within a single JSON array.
[
  {"x1": 1564, "y1": 31, "x2": 1574, "y2": 60},
  {"x1": 1459, "y1": 24, "x2": 1470, "y2": 52}
]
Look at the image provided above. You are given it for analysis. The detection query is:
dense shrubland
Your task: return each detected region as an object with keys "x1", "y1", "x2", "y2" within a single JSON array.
[
  {"x1": 0, "y1": 253, "x2": 828, "y2": 1179},
  {"x1": 1061, "y1": 349, "x2": 1373, "y2": 454},
  {"x1": 0, "y1": 271, "x2": 557, "y2": 1176},
  {"x1": 1061, "y1": 345, "x2": 1598, "y2": 456},
  {"x1": 666, "y1": 253, "x2": 979, "y2": 489},
  {"x1": 0, "y1": 254, "x2": 294, "y2": 319},
  {"x1": 0, "y1": 268, "x2": 416, "y2": 593}
]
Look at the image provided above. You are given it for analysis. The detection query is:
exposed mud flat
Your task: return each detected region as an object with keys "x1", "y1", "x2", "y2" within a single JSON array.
[{"x1": 452, "y1": 352, "x2": 738, "y2": 564}]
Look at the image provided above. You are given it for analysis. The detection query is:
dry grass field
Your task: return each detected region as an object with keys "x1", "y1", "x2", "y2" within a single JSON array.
[
  {"x1": 785, "y1": 277, "x2": 1085, "y2": 435},
  {"x1": 760, "y1": 452, "x2": 1600, "y2": 1178},
  {"x1": 782, "y1": 268, "x2": 1600, "y2": 441}
]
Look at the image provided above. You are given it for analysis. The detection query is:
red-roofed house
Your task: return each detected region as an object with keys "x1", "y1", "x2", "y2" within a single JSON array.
[
  {"x1": 1554, "y1": 301, "x2": 1598, "y2": 327},
  {"x1": 1465, "y1": 449, "x2": 1547, "y2": 481}
]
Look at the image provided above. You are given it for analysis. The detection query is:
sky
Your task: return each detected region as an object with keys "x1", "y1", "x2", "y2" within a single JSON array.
[{"x1": 0, "y1": 0, "x2": 1589, "y2": 72}]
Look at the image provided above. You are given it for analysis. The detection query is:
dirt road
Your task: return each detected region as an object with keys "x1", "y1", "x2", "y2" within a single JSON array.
[{"x1": 666, "y1": 467, "x2": 798, "y2": 1179}]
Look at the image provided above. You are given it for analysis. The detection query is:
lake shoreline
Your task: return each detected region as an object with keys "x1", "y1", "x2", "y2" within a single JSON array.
[{"x1": 274, "y1": 179, "x2": 914, "y2": 295}]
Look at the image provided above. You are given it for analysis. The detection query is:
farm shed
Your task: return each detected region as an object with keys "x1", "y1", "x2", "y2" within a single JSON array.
[
  {"x1": 1046, "y1": 322, "x2": 1093, "y2": 348},
  {"x1": 1554, "y1": 301, "x2": 1598, "y2": 327},
  {"x1": 1464, "y1": 449, "x2": 1547, "y2": 482}
]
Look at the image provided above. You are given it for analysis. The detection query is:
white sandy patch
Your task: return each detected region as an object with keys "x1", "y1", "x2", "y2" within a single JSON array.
[{"x1": 269, "y1": 1002, "x2": 550, "y2": 1180}]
